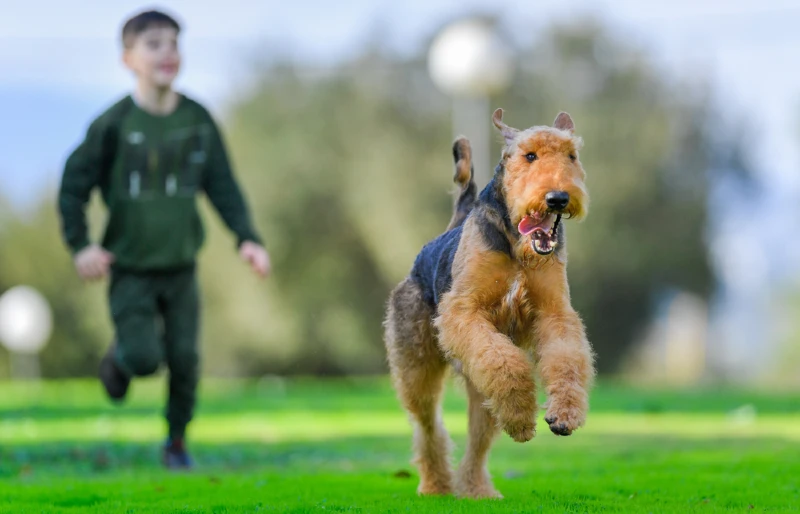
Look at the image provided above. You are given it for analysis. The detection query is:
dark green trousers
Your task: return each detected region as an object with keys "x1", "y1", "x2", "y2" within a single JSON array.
[{"x1": 108, "y1": 266, "x2": 199, "y2": 439}]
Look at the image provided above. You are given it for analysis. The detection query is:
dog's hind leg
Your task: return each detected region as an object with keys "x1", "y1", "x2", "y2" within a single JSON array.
[
  {"x1": 385, "y1": 278, "x2": 453, "y2": 495},
  {"x1": 456, "y1": 378, "x2": 503, "y2": 499}
]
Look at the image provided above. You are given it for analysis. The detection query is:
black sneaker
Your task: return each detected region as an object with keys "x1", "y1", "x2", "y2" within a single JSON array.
[
  {"x1": 163, "y1": 438, "x2": 194, "y2": 470},
  {"x1": 99, "y1": 345, "x2": 129, "y2": 402}
]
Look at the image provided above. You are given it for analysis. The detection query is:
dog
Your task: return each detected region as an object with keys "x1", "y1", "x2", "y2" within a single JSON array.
[{"x1": 384, "y1": 109, "x2": 595, "y2": 498}]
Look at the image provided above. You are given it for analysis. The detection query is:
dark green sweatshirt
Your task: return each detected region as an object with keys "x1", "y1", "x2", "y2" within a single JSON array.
[{"x1": 59, "y1": 94, "x2": 261, "y2": 271}]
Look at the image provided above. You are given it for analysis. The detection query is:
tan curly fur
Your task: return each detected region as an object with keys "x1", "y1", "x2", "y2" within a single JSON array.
[{"x1": 385, "y1": 110, "x2": 595, "y2": 499}]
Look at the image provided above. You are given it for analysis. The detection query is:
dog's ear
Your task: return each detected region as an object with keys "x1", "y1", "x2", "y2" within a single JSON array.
[
  {"x1": 553, "y1": 112, "x2": 575, "y2": 133},
  {"x1": 492, "y1": 108, "x2": 518, "y2": 146}
]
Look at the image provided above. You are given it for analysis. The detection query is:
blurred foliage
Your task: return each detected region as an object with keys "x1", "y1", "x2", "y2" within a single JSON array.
[
  {"x1": 773, "y1": 288, "x2": 800, "y2": 386},
  {"x1": 0, "y1": 20, "x2": 750, "y2": 377},
  {"x1": 0, "y1": 198, "x2": 111, "y2": 377}
]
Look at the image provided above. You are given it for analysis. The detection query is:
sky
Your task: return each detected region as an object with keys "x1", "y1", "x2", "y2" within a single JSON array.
[
  {"x1": 1, "y1": 0, "x2": 799, "y2": 377},
  {"x1": 4, "y1": 0, "x2": 799, "y2": 264},
  {"x1": 1, "y1": 0, "x2": 798, "y2": 201}
]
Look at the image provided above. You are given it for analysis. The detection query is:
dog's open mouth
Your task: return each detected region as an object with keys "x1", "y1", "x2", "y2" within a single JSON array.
[{"x1": 518, "y1": 212, "x2": 562, "y2": 255}]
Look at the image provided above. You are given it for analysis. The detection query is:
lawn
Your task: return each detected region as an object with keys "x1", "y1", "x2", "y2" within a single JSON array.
[{"x1": 0, "y1": 377, "x2": 798, "y2": 513}]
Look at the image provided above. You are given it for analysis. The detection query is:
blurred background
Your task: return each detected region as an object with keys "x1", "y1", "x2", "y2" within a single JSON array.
[{"x1": 0, "y1": 0, "x2": 798, "y2": 386}]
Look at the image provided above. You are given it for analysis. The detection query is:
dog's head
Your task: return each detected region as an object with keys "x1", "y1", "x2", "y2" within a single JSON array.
[{"x1": 493, "y1": 109, "x2": 589, "y2": 256}]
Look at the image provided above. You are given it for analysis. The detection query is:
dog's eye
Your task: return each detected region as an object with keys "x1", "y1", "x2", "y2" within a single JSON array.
[
  {"x1": 569, "y1": 154, "x2": 576, "y2": 162},
  {"x1": 525, "y1": 152, "x2": 537, "y2": 162}
]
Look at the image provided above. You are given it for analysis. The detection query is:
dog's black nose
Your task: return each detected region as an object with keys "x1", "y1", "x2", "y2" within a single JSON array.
[{"x1": 545, "y1": 191, "x2": 570, "y2": 211}]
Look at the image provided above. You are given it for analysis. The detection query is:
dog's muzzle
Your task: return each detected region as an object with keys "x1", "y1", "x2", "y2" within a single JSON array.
[{"x1": 518, "y1": 212, "x2": 562, "y2": 255}]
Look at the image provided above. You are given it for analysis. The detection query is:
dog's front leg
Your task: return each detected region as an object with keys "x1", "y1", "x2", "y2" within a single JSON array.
[
  {"x1": 436, "y1": 297, "x2": 537, "y2": 443},
  {"x1": 534, "y1": 303, "x2": 595, "y2": 436}
]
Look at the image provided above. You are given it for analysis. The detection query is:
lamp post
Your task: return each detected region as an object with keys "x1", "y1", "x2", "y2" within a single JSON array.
[
  {"x1": 428, "y1": 18, "x2": 515, "y2": 186},
  {"x1": 0, "y1": 286, "x2": 53, "y2": 379}
]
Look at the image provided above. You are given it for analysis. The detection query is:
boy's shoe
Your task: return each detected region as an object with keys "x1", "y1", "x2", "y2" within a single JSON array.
[
  {"x1": 99, "y1": 344, "x2": 130, "y2": 402},
  {"x1": 163, "y1": 438, "x2": 194, "y2": 470}
]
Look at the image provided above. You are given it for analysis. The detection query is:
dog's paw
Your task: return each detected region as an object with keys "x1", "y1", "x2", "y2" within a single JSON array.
[
  {"x1": 544, "y1": 401, "x2": 586, "y2": 436},
  {"x1": 491, "y1": 396, "x2": 537, "y2": 443},
  {"x1": 417, "y1": 481, "x2": 453, "y2": 496},
  {"x1": 457, "y1": 485, "x2": 504, "y2": 500},
  {"x1": 455, "y1": 466, "x2": 503, "y2": 499},
  {"x1": 486, "y1": 392, "x2": 539, "y2": 443},
  {"x1": 500, "y1": 416, "x2": 536, "y2": 443},
  {"x1": 504, "y1": 421, "x2": 535, "y2": 442}
]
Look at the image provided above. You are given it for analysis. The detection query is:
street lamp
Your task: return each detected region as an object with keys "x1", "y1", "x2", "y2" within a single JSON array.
[
  {"x1": 0, "y1": 285, "x2": 53, "y2": 379},
  {"x1": 428, "y1": 18, "x2": 515, "y2": 186}
]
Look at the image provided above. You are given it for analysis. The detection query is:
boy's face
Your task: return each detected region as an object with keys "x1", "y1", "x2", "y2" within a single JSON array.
[{"x1": 123, "y1": 26, "x2": 181, "y2": 88}]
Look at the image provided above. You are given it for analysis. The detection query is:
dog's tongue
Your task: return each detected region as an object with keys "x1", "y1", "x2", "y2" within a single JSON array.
[
  {"x1": 518, "y1": 214, "x2": 553, "y2": 236},
  {"x1": 518, "y1": 216, "x2": 539, "y2": 236}
]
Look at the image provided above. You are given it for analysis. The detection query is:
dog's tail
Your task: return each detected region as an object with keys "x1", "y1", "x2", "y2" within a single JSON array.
[{"x1": 445, "y1": 136, "x2": 477, "y2": 231}]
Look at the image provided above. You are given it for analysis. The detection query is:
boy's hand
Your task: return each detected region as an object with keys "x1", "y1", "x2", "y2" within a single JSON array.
[
  {"x1": 239, "y1": 241, "x2": 271, "y2": 278},
  {"x1": 74, "y1": 244, "x2": 115, "y2": 281}
]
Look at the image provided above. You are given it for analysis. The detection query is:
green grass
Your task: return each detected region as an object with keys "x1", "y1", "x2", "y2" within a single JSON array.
[{"x1": 0, "y1": 377, "x2": 798, "y2": 513}]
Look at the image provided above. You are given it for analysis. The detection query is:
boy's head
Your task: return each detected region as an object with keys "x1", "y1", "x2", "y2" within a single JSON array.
[{"x1": 122, "y1": 10, "x2": 181, "y2": 89}]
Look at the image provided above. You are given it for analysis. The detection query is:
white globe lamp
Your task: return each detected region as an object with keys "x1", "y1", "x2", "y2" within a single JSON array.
[
  {"x1": 0, "y1": 285, "x2": 53, "y2": 379},
  {"x1": 428, "y1": 19, "x2": 515, "y2": 185},
  {"x1": 428, "y1": 19, "x2": 515, "y2": 98}
]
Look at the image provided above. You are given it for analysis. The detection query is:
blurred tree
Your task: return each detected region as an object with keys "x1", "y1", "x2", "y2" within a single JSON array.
[
  {"x1": 774, "y1": 288, "x2": 800, "y2": 386},
  {"x1": 0, "y1": 196, "x2": 111, "y2": 377},
  {"x1": 201, "y1": 58, "x2": 456, "y2": 375},
  {"x1": 0, "y1": 20, "x2": 750, "y2": 377},
  {"x1": 220, "y1": 22, "x2": 746, "y2": 374}
]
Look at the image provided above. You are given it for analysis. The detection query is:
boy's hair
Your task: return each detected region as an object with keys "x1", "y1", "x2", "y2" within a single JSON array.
[{"x1": 122, "y1": 10, "x2": 181, "y2": 48}]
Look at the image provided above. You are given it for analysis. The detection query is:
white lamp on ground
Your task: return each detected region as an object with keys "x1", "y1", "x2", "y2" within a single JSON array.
[
  {"x1": 428, "y1": 19, "x2": 515, "y2": 186},
  {"x1": 0, "y1": 285, "x2": 53, "y2": 379}
]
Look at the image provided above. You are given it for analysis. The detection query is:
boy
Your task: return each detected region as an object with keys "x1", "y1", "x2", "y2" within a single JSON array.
[{"x1": 58, "y1": 10, "x2": 270, "y2": 469}]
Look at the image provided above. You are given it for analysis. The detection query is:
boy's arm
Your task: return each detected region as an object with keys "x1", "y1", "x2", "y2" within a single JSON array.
[
  {"x1": 202, "y1": 117, "x2": 262, "y2": 247},
  {"x1": 58, "y1": 119, "x2": 108, "y2": 254}
]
